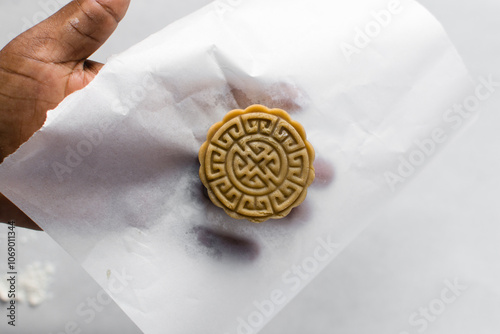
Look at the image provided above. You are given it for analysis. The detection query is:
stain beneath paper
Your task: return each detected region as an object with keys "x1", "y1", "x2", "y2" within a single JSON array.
[
  {"x1": 312, "y1": 158, "x2": 334, "y2": 187},
  {"x1": 230, "y1": 81, "x2": 309, "y2": 114},
  {"x1": 192, "y1": 226, "x2": 259, "y2": 262}
]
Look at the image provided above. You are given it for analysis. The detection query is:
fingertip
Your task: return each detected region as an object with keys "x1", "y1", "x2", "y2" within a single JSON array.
[{"x1": 24, "y1": 0, "x2": 132, "y2": 63}]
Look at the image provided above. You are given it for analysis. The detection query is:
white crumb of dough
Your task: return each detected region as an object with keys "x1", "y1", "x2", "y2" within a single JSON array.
[{"x1": 0, "y1": 261, "x2": 56, "y2": 306}]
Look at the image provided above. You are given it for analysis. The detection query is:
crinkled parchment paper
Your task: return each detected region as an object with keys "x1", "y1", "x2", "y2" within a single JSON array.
[{"x1": 0, "y1": 0, "x2": 473, "y2": 333}]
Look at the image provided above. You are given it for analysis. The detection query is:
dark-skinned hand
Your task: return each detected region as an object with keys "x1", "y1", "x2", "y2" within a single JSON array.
[{"x1": 0, "y1": 0, "x2": 131, "y2": 230}]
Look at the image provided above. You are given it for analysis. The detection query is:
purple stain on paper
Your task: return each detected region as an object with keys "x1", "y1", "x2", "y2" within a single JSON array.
[{"x1": 193, "y1": 226, "x2": 259, "y2": 262}]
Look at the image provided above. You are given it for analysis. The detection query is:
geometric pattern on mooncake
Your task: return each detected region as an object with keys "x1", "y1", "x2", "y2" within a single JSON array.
[{"x1": 199, "y1": 105, "x2": 315, "y2": 223}]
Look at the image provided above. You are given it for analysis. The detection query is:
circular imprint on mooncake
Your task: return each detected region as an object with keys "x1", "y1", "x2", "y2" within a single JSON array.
[{"x1": 199, "y1": 105, "x2": 315, "y2": 223}]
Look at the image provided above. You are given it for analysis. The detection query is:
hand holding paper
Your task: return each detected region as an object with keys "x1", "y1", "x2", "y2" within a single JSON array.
[{"x1": 0, "y1": 0, "x2": 131, "y2": 229}]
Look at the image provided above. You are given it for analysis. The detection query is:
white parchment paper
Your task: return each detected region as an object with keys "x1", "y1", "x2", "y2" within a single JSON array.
[{"x1": 0, "y1": 0, "x2": 473, "y2": 333}]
